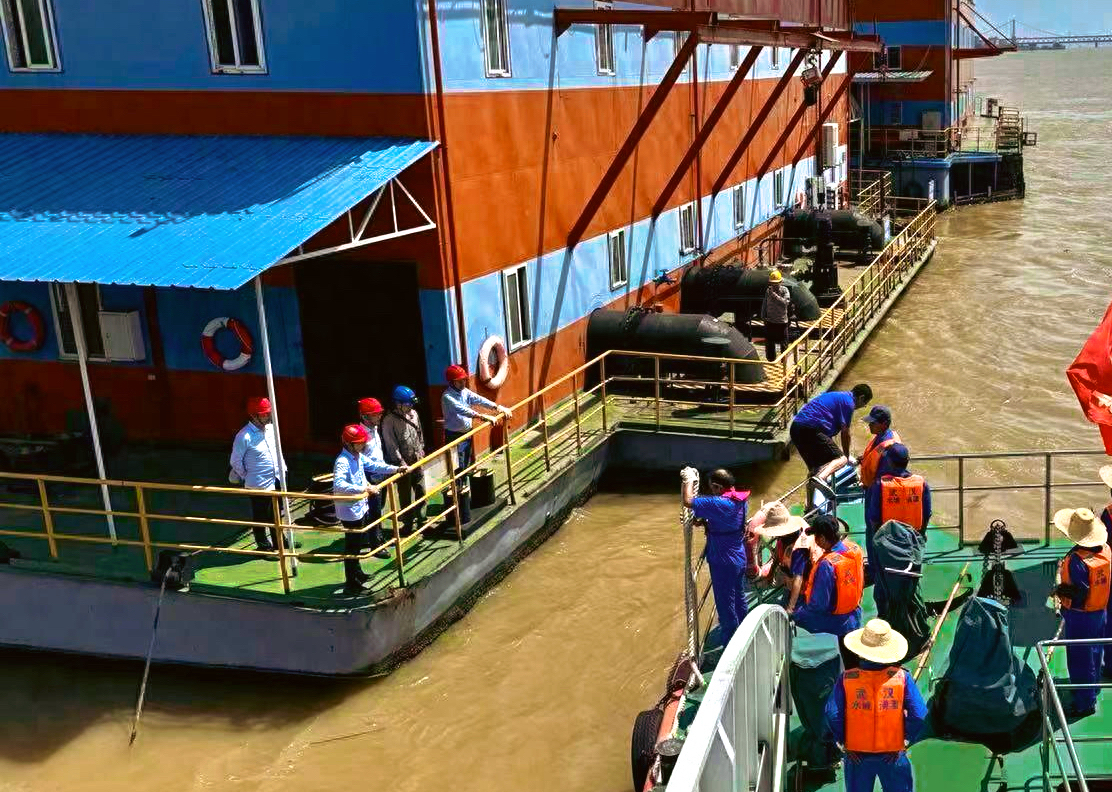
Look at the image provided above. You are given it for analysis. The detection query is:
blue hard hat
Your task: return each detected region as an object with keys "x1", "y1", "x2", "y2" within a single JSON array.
[{"x1": 392, "y1": 385, "x2": 417, "y2": 404}]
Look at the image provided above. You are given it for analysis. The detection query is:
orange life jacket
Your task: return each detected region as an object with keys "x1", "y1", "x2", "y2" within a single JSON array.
[
  {"x1": 879, "y1": 475, "x2": 926, "y2": 530},
  {"x1": 804, "y1": 541, "x2": 864, "y2": 615},
  {"x1": 859, "y1": 431, "x2": 901, "y2": 488},
  {"x1": 843, "y1": 668, "x2": 907, "y2": 753},
  {"x1": 1059, "y1": 545, "x2": 1112, "y2": 612},
  {"x1": 774, "y1": 532, "x2": 820, "y2": 576}
]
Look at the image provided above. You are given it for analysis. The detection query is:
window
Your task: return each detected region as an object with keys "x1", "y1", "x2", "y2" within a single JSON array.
[
  {"x1": 502, "y1": 264, "x2": 532, "y2": 349},
  {"x1": 50, "y1": 283, "x2": 106, "y2": 360},
  {"x1": 674, "y1": 30, "x2": 690, "y2": 74},
  {"x1": 886, "y1": 101, "x2": 903, "y2": 126},
  {"x1": 0, "y1": 0, "x2": 60, "y2": 71},
  {"x1": 773, "y1": 171, "x2": 785, "y2": 208},
  {"x1": 481, "y1": 0, "x2": 511, "y2": 77},
  {"x1": 595, "y1": 1, "x2": 614, "y2": 75},
  {"x1": 607, "y1": 229, "x2": 628, "y2": 290},
  {"x1": 770, "y1": 46, "x2": 780, "y2": 69},
  {"x1": 729, "y1": 44, "x2": 741, "y2": 70},
  {"x1": 875, "y1": 45, "x2": 901, "y2": 70},
  {"x1": 732, "y1": 185, "x2": 746, "y2": 229},
  {"x1": 678, "y1": 202, "x2": 697, "y2": 255},
  {"x1": 201, "y1": 0, "x2": 266, "y2": 73}
]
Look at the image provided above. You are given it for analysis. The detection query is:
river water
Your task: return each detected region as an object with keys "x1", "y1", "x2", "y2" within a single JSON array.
[{"x1": 4, "y1": 51, "x2": 1111, "y2": 792}]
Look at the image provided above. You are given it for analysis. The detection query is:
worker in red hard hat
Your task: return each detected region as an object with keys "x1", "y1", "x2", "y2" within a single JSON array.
[
  {"x1": 357, "y1": 397, "x2": 407, "y2": 553},
  {"x1": 441, "y1": 364, "x2": 512, "y2": 485},
  {"x1": 333, "y1": 423, "x2": 384, "y2": 595},
  {"x1": 229, "y1": 396, "x2": 292, "y2": 553}
]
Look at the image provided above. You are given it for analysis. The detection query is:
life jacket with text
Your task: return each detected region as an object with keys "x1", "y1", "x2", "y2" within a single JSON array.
[
  {"x1": 859, "y1": 431, "x2": 902, "y2": 488},
  {"x1": 879, "y1": 475, "x2": 926, "y2": 530},
  {"x1": 804, "y1": 541, "x2": 864, "y2": 615},
  {"x1": 1059, "y1": 545, "x2": 1112, "y2": 612},
  {"x1": 843, "y1": 668, "x2": 907, "y2": 753}
]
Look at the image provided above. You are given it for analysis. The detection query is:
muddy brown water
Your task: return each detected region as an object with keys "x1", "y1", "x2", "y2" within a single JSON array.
[{"x1": 4, "y1": 51, "x2": 1112, "y2": 792}]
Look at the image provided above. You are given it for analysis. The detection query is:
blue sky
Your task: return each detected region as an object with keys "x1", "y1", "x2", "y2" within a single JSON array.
[{"x1": 976, "y1": 0, "x2": 1112, "y2": 36}]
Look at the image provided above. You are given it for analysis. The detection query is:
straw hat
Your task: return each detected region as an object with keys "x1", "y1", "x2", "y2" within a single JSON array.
[
  {"x1": 1099, "y1": 465, "x2": 1112, "y2": 490},
  {"x1": 753, "y1": 501, "x2": 809, "y2": 538},
  {"x1": 1053, "y1": 507, "x2": 1108, "y2": 547},
  {"x1": 843, "y1": 619, "x2": 908, "y2": 665}
]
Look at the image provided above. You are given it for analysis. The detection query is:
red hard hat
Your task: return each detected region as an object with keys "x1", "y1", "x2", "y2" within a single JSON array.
[
  {"x1": 342, "y1": 424, "x2": 369, "y2": 445},
  {"x1": 247, "y1": 396, "x2": 272, "y2": 415},
  {"x1": 445, "y1": 364, "x2": 468, "y2": 382},
  {"x1": 357, "y1": 397, "x2": 383, "y2": 416}
]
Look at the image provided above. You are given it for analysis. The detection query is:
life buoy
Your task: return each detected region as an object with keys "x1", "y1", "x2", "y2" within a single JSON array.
[
  {"x1": 477, "y1": 335, "x2": 509, "y2": 389},
  {"x1": 201, "y1": 317, "x2": 253, "y2": 371},
  {"x1": 0, "y1": 300, "x2": 45, "y2": 353}
]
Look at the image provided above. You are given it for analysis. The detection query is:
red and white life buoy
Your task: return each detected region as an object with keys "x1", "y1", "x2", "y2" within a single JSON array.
[
  {"x1": 477, "y1": 335, "x2": 509, "y2": 389},
  {"x1": 201, "y1": 317, "x2": 253, "y2": 371},
  {"x1": 0, "y1": 300, "x2": 45, "y2": 353}
]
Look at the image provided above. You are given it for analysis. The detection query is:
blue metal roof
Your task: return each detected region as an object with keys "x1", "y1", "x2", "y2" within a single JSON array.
[{"x1": 0, "y1": 133, "x2": 438, "y2": 290}]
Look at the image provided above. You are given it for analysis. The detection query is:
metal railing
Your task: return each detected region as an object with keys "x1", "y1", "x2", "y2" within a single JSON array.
[
  {"x1": 0, "y1": 202, "x2": 939, "y2": 597},
  {"x1": 911, "y1": 449, "x2": 1110, "y2": 547},
  {"x1": 850, "y1": 169, "x2": 892, "y2": 216},
  {"x1": 1038, "y1": 636, "x2": 1112, "y2": 792},
  {"x1": 667, "y1": 604, "x2": 793, "y2": 792}
]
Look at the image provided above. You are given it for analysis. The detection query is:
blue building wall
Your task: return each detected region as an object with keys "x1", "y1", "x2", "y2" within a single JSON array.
[
  {"x1": 867, "y1": 99, "x2": 948, "y2": 127},
  {"x1": 0, "y1": 0, "x2": 426, "y2": 93},
  {"x1": 853, "y1": 20, "x2": 948, "y2": 47}
]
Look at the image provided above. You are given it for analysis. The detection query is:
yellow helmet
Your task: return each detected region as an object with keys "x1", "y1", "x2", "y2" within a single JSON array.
[{"x1": 769, "y1": 269, "x2": 783, "y2": 283}]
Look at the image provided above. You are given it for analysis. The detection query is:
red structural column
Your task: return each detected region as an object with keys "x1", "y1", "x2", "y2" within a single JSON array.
[
  {"x1": 652, "y1": 45, "x2": 762, "y2": 218},
  {"x1": 567, "y1": 32, "x2": 700, "y2": 248},
  {"x1": 754, "y1": 51, "x2": 843, "y2": 180},
  {"x1": 709, "y1": 47, "x2": 809, "y2": 198},
  {"x1": 790, "y1": 58, "x2": 861, "y2": 166}
]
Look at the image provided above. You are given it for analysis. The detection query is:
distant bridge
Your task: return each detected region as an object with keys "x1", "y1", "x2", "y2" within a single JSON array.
[{"x1": 990, "y1": 34, "x2": 1112, "y2": 48}]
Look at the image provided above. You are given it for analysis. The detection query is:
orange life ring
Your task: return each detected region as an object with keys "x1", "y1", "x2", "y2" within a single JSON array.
[
  {"x1": 201, "y1": 317, "x2": 253, "y2": 371},
  {"x1": 0, "y1": 300, "x2": 45, "y2": 353},
  {"x1": 477, "y1": 335, "x2": 509, "y2": 389}
]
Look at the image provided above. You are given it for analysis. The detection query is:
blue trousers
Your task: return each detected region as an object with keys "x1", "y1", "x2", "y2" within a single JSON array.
[
  {"x1": 1105, "y1": 600, "x2": 1112, "y2": 678},
  {"x1": 1062, "y1": 608, "x2": 1106, "y2": 711},
  {"x1": 844, "y1": 752, "x2": 914, "y2": 792},
  {"x1": 708, "y1": 556, "x2": 749, "y2": 645}
]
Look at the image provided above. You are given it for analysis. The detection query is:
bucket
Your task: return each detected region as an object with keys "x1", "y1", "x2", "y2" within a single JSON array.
[
  {"x1": 471, "y1": 469, "x2": 496, "y2": 508},
  {"x1": 444, "y1": 488, "x2": 472, "y2": 525}
]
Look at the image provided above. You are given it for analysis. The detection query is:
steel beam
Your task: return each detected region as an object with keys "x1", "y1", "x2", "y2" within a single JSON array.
[
  {"x1": 709, "y1": 47, "x2": 808, "y2": 198},
  {"x1": 566, "y1": 31, "x2": 700, "y2": 248},
  {"x1": 653, "y1": 45, "x2": 762, "y2": 218},
  {"x1": 554, "y1": 9, "x2": 713, "y2": 37},
  {"x1": 789, "y1": 64, "x2": 858, "y2": 166},
  {"x1": 754, "y1": 52, "x2": 842, "y2": 181}
]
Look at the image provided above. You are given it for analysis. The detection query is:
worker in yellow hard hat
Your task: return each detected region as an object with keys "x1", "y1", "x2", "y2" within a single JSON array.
[{"x1": 761, "y1": 269, "x2": 791, "y2": 361}]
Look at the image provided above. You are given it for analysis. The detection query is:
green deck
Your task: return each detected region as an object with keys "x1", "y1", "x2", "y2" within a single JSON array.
[{"x1": 676, "y1": 499, "x2": 1108, "y2": 792}]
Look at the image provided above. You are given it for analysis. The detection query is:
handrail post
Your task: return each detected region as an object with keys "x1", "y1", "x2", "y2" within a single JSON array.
[
  {"x1": 599, "y1": 356, "x2": 609, "y2": 432},
  {"x1": 134, "y1": 484, "x2": 154, "y2": 572},
  {"x1": 1044, "y1": 452, "x2": 1053, "y2": 545},
  {"x1": 388, "y1": 482, "x2": 407, "y2": 587},
  {"x1": 957, "y1": 456, "x2": 965, "y2": 546},
  {"x1": 572, "y1": 372, "x2": 582, "y2": 455},
  {"x1": 503, "y1": 430, "x2": 516, "y2": 505},
  {"x1": 728, "y1": 362, "x2": 736, "y2": 437},
  {"x1": 654, "y1": 355, "x2": 662, "y2": 431},
  {"x1": 272, "y1": 493, "x2": 291, "y2": 594},
  {"x1": 35, "y1": 478, "x2": 58, "y2": 559},
  {"x1": 540, "y1": 400, "x2": 552, "y2": 472},
  {"x1": 443, "y1": 450, "x2": 464, "y2": 544}
]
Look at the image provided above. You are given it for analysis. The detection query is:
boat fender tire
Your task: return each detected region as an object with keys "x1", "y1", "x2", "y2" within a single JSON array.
[
  {"x1": 0, "y1": 300, "x2": 45, "y2": 353},
  {"x1": 631, "y1": 708, "x2": 664, "y2": 792},
  {"x1": 477, "y1": 335, "x2": 509, "y2": 389},
  {"x1": 201, "y1": 317, "x2": 254, "y2": 372}
]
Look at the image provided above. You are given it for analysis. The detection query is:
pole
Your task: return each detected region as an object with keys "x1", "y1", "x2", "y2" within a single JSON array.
[
  {"x1": 64, "y1": 283, "x2": 117, "y2": 543},
  {"x1": 254, "y1": 276, "x2": 296, "y2": 574}
]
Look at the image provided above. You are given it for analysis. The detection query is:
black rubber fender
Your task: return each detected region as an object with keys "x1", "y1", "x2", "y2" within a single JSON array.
[{"x1": 630, "y1": 708, "x2": 663, "y2": 792}]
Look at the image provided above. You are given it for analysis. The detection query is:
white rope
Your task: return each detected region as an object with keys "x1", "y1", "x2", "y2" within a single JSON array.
[{"x1": 681, "y1": 467, "x2": 701, "y2": 657}]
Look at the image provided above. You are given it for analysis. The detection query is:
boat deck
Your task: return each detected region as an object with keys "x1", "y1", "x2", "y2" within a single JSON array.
[{"x1": 678, "y1": 498, "x2": 1111, "y2": 792}]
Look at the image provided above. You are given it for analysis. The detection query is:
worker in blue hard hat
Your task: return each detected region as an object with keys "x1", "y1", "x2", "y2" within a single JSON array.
[{"x1": 381, "y1": 385, "x2": 427, "y2": 536}]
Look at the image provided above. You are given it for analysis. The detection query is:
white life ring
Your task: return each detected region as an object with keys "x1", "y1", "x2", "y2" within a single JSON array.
[
  {"x1": 477, "y1": 335, "x2": 509, "y2": 389},
  {"x1": 201, "y1": 317, "x2": 253, "y2": 372}
]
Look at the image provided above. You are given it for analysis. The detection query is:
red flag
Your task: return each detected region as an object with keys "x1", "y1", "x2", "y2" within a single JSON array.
[{"x1": 1066, "y1": 301, "x2": 1112, "y2": 453}]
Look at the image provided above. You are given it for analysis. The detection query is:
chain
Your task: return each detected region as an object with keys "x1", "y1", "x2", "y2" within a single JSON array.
[{"x1": 985, "y1": 519, "x2": 1008, "y2": 604}]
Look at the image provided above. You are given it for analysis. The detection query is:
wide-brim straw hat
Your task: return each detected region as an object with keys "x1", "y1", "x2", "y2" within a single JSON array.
[
  {"x1": 1099, "y1": 464, "x2": 1112, "y2": 489},
  {"x1": 843, "y1": 619, "x2": 908, "y2": 664},
  {"x1": 753, "y1": 501, "x2": 809, "y2": 538},
  {"x1": 1053, "y1": 507, "x2": 1108, "y2": 547}
]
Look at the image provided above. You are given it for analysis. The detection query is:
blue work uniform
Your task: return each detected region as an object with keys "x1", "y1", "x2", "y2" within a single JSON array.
[
  {"x1": 794, "y1": 391, "x2": 856, "y2": 437},
  {"x1": 441, "y1": 386, "x2": 498, "y2": 477},
  {"x1": 825, "y1": 660, "x2": 928, "y2": 792},
  {"x1": 1104, "y1": 505, "x2": 1112, "y2": 678},
  {"x1": 1061, "y1": 546, "x2": 1109, "y2": 711},
  {"x1": 865, "y1": 467, "x2": 931, "y2": 616},
  {"x1": 795, "y1": 540, "x2": 863, "y2": 639},
  {"x1": 691, "y1": 492, "x2": 749, "y2": 644}
]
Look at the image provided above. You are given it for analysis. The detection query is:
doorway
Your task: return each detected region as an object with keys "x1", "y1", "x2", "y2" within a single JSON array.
[{"x1": 294, "y1": 260, "x2": 429, "y2": 442}]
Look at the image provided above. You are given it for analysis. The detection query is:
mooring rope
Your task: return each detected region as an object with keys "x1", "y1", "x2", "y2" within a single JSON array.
[{"x1": 680, "y1": 466, "x2": 701, "y2": 658}]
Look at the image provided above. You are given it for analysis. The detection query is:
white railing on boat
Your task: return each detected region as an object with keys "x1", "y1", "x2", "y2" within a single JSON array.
[{"x1": 667, "y1": 605, "x2": 794, "y2": 792}]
